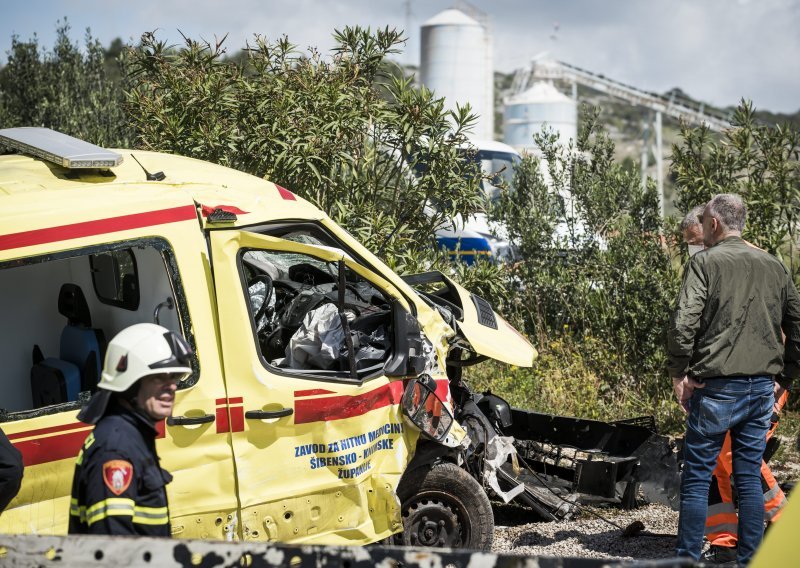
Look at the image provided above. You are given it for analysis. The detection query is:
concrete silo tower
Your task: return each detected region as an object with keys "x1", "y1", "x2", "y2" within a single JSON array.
[
  {"x1": 420, "y1": 8, "x2": 494, "y2": 140},
  {"x1": 503, "y1": 81, "x2": 577, "y2": 154}
]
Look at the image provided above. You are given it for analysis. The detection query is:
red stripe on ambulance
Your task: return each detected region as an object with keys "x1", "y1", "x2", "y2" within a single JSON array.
[
  {"x1": 294, "y1": 389, "x2": 335, "y2": 397},
  {"x1": 0, "y1": 205, "x2": 197, "y2": 251},
  {"x1": 6, "y1": 421, "x2": 89, "y2": 441},
  {"x1": 13, "y1": 429, "x2": 90, "y2": 467},
  {"x1": 294, "y1": 381, "x2": 405, "y2": 425},
  {"x1": 275, "y1": 185, "x2": 296, "y2": 201},
  {"x1": 215, "y1": 397, "x2": 244, "y2": 434},
  {"x1": 13, "y1": 418, "x2": 164, "y2": 467}
]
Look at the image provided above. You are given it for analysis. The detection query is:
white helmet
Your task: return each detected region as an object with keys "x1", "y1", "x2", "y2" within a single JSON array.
[
  {"x1": 100, "y1": 323, "x2": 193, "y2": 392},
  {"x1": 79, "y1": 323, "x2": 193, "y2": 424}
]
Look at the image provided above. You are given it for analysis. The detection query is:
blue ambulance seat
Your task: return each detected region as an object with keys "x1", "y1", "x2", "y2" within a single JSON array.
[
  {"x1": 57, "y1": 283, "x2": 106, "y2": 390},
  {"x1": 30, "y1": 284, "x2": 106, "y2": 408},
  {"x1": 30, "y1": 358, "x2": 81, "y2": 408}
]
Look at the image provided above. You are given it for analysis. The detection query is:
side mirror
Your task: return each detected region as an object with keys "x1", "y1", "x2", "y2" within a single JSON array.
[
  {"x1": 385, "y1": 300, "x2": 426, "y2": 377},
  {"x1": 401, "y1": 374, "x2": 454, "y2": 442}
]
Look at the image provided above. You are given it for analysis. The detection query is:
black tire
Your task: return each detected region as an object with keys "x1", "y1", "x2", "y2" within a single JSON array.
[{"x1": 394, "y1": 461, "x2": 494, "y2": 551}]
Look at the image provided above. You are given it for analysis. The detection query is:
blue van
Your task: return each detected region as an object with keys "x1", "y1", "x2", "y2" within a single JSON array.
[{"x1": 435, "y1": 140, "x2": 520, "y2": 264}]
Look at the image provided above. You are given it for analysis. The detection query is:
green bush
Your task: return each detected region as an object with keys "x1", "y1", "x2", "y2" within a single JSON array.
[
  {"x1": 672, "y1": 100, "x2": 800, "y2": 276},
  {"x1": 465, "y1": 338, "x2": 685, "y2": 430},
  {"x1": 122, "y1": 28, "x2": 503, "y2": 280},
  {"x1": 484, "y1": 106, "x2": 684, "y2": 431},
  {"x1": 0, "y1": 20, "x2": 131, "y2": 147}
]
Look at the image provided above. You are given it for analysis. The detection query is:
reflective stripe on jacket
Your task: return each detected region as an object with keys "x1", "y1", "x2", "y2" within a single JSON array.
[{"x1": 68, "y1": 402, "x2": 172, "y2": 536}]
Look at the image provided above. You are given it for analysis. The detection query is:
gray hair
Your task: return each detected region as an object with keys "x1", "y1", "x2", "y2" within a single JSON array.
[
  {"x1": 680, "y1": 204, "x2": 705, "y2": 232},
  {"x1": 708, "y1": 193, "x2": 747, "y2": 232}
]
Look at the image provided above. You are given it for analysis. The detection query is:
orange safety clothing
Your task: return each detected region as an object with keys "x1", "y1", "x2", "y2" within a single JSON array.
[{"x1": 705, "y1": 391, "x2": 789, "y2": 548}]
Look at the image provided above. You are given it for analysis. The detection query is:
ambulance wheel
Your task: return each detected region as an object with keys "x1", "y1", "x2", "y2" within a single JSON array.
[{"x1": 394, "y1": 461, "x2": 494, "y2": 551}]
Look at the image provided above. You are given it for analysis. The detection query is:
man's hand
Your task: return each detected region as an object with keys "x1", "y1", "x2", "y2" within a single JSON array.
[
  {"x1": 774, "y1": 381, "x2": 787, "y2": 415},
  {"x1": 672, "y1": 375, "x2": 705, "y2": 414}
]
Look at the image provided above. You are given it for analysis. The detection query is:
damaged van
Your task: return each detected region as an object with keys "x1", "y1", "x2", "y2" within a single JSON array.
[{"x1": 0, "y1": 128, "x2": 538, "y2": 549}]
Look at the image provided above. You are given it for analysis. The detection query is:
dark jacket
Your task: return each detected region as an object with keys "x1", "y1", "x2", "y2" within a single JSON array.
[
  {"x1": 68, "y1": 401, "x2": 172, "y2": 536},
  {"x1": 0, "y1": 428, "x2": 23, "y2": 513},
  {"x1": 667, "y1": 236, "x2": 800, "y2": 381}
]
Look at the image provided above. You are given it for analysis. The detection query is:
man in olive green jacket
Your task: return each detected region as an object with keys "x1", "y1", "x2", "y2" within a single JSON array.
[{"x1": 668, "y1": 193, "x2": 800, "y2": 564}]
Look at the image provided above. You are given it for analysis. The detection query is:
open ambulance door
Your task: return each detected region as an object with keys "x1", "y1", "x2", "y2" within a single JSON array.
[{"x1": 208, "y1": 229, "x2": 420, "y2": 545}]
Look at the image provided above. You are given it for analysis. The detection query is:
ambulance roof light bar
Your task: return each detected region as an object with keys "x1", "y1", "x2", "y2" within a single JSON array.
[{"x1": 0, "y1": 127, "x2": 123, "y2": 169}]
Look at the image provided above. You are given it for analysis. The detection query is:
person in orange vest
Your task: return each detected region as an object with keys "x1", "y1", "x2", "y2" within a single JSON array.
[{"x1": 680, "y1": 205, "x2": 790, "y2": 564}]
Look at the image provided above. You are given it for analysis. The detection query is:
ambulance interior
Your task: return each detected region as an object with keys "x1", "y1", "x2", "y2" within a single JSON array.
[
  {"x1": 0, "y1": 227, "x2": 396, "y2": 420},
  {"x1": 0, "y1": 243, "x2": 182, "y2": 419}
]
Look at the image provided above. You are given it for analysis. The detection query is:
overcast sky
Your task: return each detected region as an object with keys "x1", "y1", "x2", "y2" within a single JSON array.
[{"x1": 2, "y1": 0, "x2": 799, "y2": 113}]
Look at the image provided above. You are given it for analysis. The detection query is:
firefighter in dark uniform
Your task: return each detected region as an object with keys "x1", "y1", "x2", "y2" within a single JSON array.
[
  {"x1": 0, "y1": 427, "x2": 23, "y2": 514},
  {"x1": 69, "y1": 323, "x2": 192, "y2": 536}
]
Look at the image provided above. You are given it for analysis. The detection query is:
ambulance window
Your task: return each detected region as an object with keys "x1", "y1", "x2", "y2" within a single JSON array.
[
  {"x1": 0, "y1": 239, "x2": 197, "y2": 422},
  {"x1": 90, "y1": 250, "x2": 140, "y2": 310},
  {"x1": 241, "y1": 249, "x2": 393, "y2": 380}
]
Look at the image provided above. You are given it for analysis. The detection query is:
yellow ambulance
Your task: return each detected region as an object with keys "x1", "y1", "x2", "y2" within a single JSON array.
[{"x1": 0, "y1": 128, "x2": 536, "y2": 549}]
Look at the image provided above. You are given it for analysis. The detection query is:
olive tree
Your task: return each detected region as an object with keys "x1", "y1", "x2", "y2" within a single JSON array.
[
  {"x1": 0, "y1": 20, "x2": 130, "y2": 147},
  {"x1": 486, "y1": 106, "x2": 681, "y2": 426},
  {"x1": 123, "y1": 27, "x2": 502, "y2": 286},
  {"x1": 671, "y1": 100, "x2": 800, "y2": 275}
]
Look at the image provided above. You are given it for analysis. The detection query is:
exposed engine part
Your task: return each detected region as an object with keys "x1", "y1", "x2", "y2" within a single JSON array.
[
  {"x1": 506, "y1": 409, "x2": 680, "y2": 511},
  {"x1": 447, "y1": 370, "x2": 682, "y2": 527},
  {"x1": 483, "y1": 436, "x2": 525, "y2": 503}
]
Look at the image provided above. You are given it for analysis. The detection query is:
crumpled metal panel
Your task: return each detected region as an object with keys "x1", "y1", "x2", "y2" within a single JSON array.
[{"x1": 507, "y1": 409, "x2": 681, "y2": 511}]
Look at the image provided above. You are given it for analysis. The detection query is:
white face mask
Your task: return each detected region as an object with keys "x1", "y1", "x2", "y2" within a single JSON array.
[{"x1": 688, "y1": 244, "x2": 704, "y2": 257}]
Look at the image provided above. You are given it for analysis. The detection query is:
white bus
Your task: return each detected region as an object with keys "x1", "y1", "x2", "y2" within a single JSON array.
[{"x1": 435, "y1": 140, "x2": 520, "y2": 264}]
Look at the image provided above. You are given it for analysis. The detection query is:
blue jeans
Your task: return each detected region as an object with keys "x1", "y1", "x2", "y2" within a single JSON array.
[{"x1": 676, "y1": 376, "x2": 774, "y2": 564}]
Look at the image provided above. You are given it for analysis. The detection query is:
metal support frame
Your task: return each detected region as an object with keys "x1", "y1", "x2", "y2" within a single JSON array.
[
  {"x1": 640, "y1": 112, "x2": 664, "y2": 216},
  {"x1": 655, "y1": 111, "x2": 663, "y2": 217},
  {"x1": 526, "y1": 60, "x2": 729, "y2": 131},
  {"x1": 514, "y1": 58, "x2": 729, "y2": 217}
]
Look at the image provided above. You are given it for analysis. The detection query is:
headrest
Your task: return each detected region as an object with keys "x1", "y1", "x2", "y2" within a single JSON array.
[{"x1": 58, "y1": 283, "x2": 92, "y2": 327}]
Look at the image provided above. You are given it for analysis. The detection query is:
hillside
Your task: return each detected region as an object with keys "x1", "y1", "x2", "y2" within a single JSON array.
[{"x1": 492, "y1": 71, "x2": 799, "y2": 217}]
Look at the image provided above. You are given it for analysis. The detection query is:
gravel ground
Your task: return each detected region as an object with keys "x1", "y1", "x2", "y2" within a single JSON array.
[
  {"x1": 491, "y1": 464, "x2": 798, "y2": 561},
  {"x1": 491, "y1": 502, "x2": 682, "y2": 561},
  {"x1": 487, "y1": 433, "x2": 799, "y2": 562}
]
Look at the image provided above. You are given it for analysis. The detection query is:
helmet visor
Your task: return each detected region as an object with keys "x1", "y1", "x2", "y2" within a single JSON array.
[{"x1": 148, "y1": 331, "x2": 194, "y2": 371}]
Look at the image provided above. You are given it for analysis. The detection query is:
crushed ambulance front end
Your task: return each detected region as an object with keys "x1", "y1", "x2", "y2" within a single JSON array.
[{"x1": 193, "y1": 182, "x2": 539, "y2": 548}]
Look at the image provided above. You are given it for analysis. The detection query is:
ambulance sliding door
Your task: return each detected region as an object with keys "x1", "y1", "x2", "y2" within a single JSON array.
[{"x1": 209, "y1": 230, "x2": 414, "y2": 545}]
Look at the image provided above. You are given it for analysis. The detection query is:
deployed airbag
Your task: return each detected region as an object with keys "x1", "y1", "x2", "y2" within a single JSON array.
[{"x1": 285, "y1": 303, "x2": 345, "y2": 369}]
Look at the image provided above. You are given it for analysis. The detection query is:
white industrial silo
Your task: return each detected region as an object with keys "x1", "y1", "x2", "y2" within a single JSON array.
[
  {"x1": 420, "y1": 8, "x2": 494, "y2": 140},
  {"x1": 503, "y1": 81, "x2": 577, "y2": 154}
]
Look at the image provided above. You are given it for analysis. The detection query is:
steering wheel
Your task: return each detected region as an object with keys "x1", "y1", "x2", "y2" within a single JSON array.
[{"x1": 248, "y1": 274, "x2": 274, "y2": 326}]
